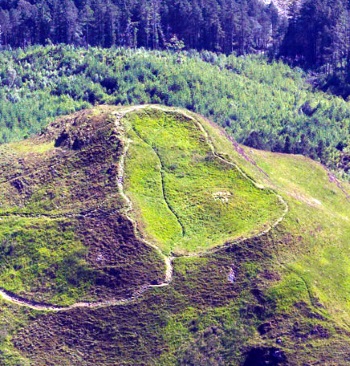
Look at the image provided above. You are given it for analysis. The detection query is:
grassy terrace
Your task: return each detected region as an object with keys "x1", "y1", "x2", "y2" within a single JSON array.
[{"x1": 123, "y1": 108, "x2": 284, "y2": 255}]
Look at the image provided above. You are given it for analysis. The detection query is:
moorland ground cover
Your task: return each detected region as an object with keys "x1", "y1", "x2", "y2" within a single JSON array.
[{"x1": 0, "y1": 106, "x2": 349, "y2": 365}]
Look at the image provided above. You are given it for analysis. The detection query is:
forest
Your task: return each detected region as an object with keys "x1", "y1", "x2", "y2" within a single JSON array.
[
  {"x1": 0, "y1": 1, "x2": 350, "y2": 177},
  {"x1": 0, "y1": 0, "x2": 283, "y2": 54},
  {"x1": 0, "y1": 0, "x2": 349, "y2": 82}
]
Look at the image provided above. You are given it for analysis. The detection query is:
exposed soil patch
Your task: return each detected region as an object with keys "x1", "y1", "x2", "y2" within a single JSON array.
[{"x1": 213, "y1": 191, "x2": 232, "y2": 203}]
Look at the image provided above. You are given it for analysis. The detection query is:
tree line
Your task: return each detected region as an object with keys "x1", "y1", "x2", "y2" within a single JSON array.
[
  {"x1": 2, "y1": 0, "x2": 350, "y2": 90},
  {"x1": 279, "y1": 0, "x2": 350, "y2": 97},
  {"x1": 0, "y1": 0, "x2": 285, "y2": 54}
]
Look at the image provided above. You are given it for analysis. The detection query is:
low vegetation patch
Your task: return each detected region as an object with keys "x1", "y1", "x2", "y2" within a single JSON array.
[
  {"x1": 0, "y1": 216, "x2": 93, "y2": 305},
  {"x1": 124, "y1": 108, "x2": 283, "y2": 254}
]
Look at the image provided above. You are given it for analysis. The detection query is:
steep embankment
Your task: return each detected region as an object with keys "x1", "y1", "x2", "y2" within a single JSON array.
[{"x1": 0, "y1": 106, "x2": 349, "y2": 365}]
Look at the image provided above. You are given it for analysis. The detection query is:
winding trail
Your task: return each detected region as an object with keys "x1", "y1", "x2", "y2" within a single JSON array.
[{"x1": 0, "y1": 105, "x2": 288, "y2": 312}]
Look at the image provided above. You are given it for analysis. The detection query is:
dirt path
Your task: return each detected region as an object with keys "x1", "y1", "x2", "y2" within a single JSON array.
[{"x1": 0, "y1": 105, "x2": 288, "y2": 312}]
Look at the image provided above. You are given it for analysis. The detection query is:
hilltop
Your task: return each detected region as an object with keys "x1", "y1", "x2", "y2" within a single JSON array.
[{"x1": 0, "y1": 105, "x2": 349, "y2": 365}]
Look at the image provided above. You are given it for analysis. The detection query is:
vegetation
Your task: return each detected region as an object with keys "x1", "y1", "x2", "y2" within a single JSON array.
[
  {"x1": 0, "y1": 45, "x2": 349, "y2": 177},
  {"x1": 0, "y1": 2, "x2": 349, "y2": 364},
  {"x1": 251, "y1": 151, "x2": 350, "y2": 324},
  {"x1": 202, "y1": 115, "x2": 350, "y2": 323},
  {"x1": 0, "y1": 216, "x2": 93, "y2": 305},
  {"x1": 124, "y1": 108, "x2": 283, "y2": 254},
  {"x1": 0, "y1": 106, "x2": 348, "y2": 365},
  {"x1": 4, "y1": 0, "x2": 350, "y2": 102},
  {"x1": 3, "y1": 0, "x2": 350, "y2": 99},
  {"x1": 0, "y1": 107, "x2": 165, "y2": 306},
  {"x1": 280, "y1": 0, "x2": 350, "y2": 93},
  {"x1": 0, "y1": 0, "x2": 283, "y2": 55}
]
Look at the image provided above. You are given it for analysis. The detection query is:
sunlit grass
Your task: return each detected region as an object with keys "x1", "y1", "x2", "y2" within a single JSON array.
[
  {"x1": 0, "y1": 217, "x2": 94, "y2": 306},
  {"x1": 124, "y1": 108, "x2": 284, "y2": 255}
]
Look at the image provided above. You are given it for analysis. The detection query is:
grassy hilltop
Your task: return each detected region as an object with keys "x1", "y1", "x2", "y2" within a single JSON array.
[
  {"x1": 124, "y1": 108, "x2": 284, "y2": 255},
  {"x1": 0, "y1": 106, "x2": 348, "y2": 365}
]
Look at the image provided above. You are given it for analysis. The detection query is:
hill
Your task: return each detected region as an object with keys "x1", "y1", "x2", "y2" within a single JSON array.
[
  {"x1": 0, "y1": 105, "x2": 349, "y2": 365},
  {"x1": 1, "y1": 46, "x2": 349, "y2": 178}
]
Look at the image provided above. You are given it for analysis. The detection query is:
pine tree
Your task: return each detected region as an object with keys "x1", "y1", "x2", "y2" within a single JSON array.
[{"x1": 79, "y1": 1, "x2": 94, "y2": 46}]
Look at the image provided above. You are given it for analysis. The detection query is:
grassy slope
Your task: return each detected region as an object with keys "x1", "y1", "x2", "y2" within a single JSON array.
[
  {"x1": 0, "y1": 106, "x2": 350, "y2": 365},
  {"x1": 124, "y1": 108, "x2": 283, "y2": 255},
  {"x1": 0, "y1": 136, "x2": 95, "y2": 305},
  {"x1": 252, "y1": 152, "x2": 350, "y2": 323},
  {"x1": 0, "y1": 216, "x2": 92, "y2": 304},
  {"x1": 199, "y1": 110, "x2": 350, "y2": 322}
]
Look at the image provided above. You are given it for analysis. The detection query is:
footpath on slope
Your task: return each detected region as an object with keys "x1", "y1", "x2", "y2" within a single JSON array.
[{"x1": 0, "y1": 105, "x2": 288, "y2": 312}]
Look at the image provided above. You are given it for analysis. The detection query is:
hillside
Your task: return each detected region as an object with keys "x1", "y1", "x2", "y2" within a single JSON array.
[
  {"x1": 0, "y1": 105, "x2": 349, "y2": 365},
  {"x1": 1, "y1": 46, "x2": 349, "y2": 178}
]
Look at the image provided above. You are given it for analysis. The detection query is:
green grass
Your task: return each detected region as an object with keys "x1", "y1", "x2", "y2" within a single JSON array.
[
  {"x1": 158, "y1": 297, "x2": 259, "y2": 365},
  {"x1": 250, "y1": 153, "x2": 350, "y2": 314},
  {"x1": 0, "y1": 216, "x2": 94, "y2": 305},
  {"x1": 207, "y1": 141, "x2": 350, "y2": 326},
  {"x1": 124, "y1": 108, "x2": 284, "y2": 255},
  {"x1": 159, "y1": 107, "x2": 350, "y2": 331},
  {"x1": 5, "y1": 141, "x2": 54, "y2": 155}
]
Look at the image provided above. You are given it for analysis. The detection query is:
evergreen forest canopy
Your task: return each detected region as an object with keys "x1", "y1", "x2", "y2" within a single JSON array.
[
  {"x1": 0, "y1": 0, "x2": 284, "y2": 54},
  {"x1": 2, "y1": 0, "x2": 350, "y2": 94},
  {"x1": 0, "y1": 45, "x2": 349, "y2": 178}
]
